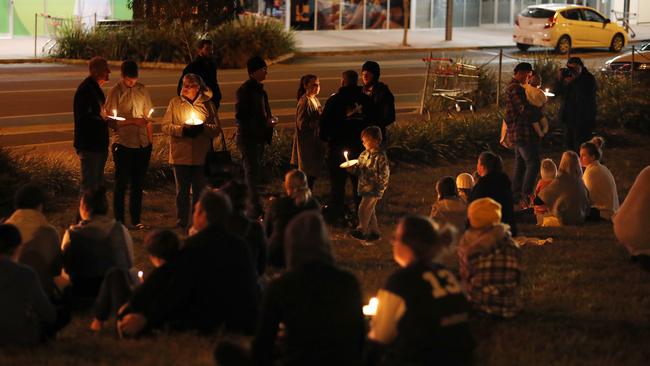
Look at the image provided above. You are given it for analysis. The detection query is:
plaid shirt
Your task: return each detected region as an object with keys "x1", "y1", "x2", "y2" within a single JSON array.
[
  {"x1": 459, "y1": 226, "x2": 522, "y2": 318},
  {"x1": 504, "y1": 78, "x2": 534, "y2": 146}
]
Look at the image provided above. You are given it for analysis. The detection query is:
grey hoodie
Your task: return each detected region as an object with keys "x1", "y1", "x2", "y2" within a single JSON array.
[{"x1": 0, "y1": 257, "x2": 55, "y2": 346}]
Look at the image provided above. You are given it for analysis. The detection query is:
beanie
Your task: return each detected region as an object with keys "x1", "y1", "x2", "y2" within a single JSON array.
[
  {"x1": 467, "y1": 198, "x2": 502, "y2": 229},
  {"x1": 362, "y1": 61, "x2": 380, "y2": 79},
  {"x1": 247, "y1": 56, "x2": 267, "y2": 75},
  {"x1": 456, "y1": 173, "x2": 475, "y2": 190}
]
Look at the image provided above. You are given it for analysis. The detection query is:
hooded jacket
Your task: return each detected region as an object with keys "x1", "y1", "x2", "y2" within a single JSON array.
[
  {"x1": 364, "y1": 81, "x2": 395, "y2": 139},
  {"x1": 557, "y1": 67, "x2": 597, "y2": 129},
  {"x1": 162, "y1": 89, "x2": 221, "y2": 165},
  {"x1": 0, "y1": 257, "x2": 55, "y2": 346}
]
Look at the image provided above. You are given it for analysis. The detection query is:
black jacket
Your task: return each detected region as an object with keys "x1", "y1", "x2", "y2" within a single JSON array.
[
  {"x1": 236, "y1": 78, "x2": 273, "y2": 145},
  {"x1": 364, "y1": 81, "x2": 395, "y2": 139},
  {"x1": 320, "y1": 86, "x2": 374, "y2": 159},
  {"x1": 177, "y1": 55, "x2": 222, "y2": 109},
  {"x1": 138, "y1": 225, "x2": 259, "y2": 334},
  {"x1": 73, "y1": 77, "x2": 108, "y2": 152},
  {"x1": 557, "y1": 68, "x2": 597, "y2": 129},
  {"x1": 469, "y1": 171, "x2": 518, "y2": 236},
  {"x1": 252, "y1": 261, "x2": 365, "y2": 366}
]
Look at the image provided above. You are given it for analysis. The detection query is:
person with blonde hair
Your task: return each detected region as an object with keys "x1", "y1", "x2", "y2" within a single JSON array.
[
  {"x1": 580, "y1": 140, "x2": 619, "y2": 221},
  {"x1": 531, "y1": 158, "x2": 557, "y2": 225},
  {"x1": 536, "y1": 151, "x2": 590, "y2": 225},
  {"x1": 265, "y1": 169, "x2": 320, "y2": 269}
]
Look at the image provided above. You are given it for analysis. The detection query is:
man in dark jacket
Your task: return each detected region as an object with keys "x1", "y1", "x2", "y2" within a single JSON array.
[
  {"x1": 73, "y1": 56, "x2": 115, "y2": 192},
  {"x1": 177, "y1": 39, "x2": 222, "y2": 109},
  {"x1": 556, "y1": 56, "x2": 597, "y2": 152},
  {"x1": 236, "y1": 56, "x2": 274, "y2": 217},
  {"x1": 119, "y1": 190, "x2": 259, "y2": 336},
  {"x1": 320, "y1": 70, "x2": 373, "y2": 224},
  {"x1": 361, "y1": 60, "x2": 395, "y2": 142}
]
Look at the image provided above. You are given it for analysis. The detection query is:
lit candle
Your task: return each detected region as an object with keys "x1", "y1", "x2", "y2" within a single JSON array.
[
  {"x1": 148, "y1": 108, "x2": 154, "y2": 118},
  {"x1": 137, "y1": 271, "x2": 144, "y2": 282},
  {"x1": 344, "y1": 151, "x2": 349, "y2": 162},
  {"x1": 363, "y1": 297, "x2": 378, "y2": 316},
  {"x1": 545, "y1": 88, "x2": 549, "y2": 94},
  {"x1": 184, "y1": 112, "x2": 204, "y2": 126},
  {"x1": 113, "y1": 109, "x2": 117, "y2": 118}
]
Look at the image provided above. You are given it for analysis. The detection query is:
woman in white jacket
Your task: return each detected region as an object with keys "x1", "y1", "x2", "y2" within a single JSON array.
[{"x1": 579, "y1": 140, "x2": 619, "y2": 220}]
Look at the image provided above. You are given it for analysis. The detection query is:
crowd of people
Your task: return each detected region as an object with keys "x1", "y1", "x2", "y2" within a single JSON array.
[{"x1": 0, "y1": 42, "x2": 648, "y2": 366}]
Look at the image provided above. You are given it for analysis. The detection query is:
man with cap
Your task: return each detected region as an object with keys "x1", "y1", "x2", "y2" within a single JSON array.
[
  {"x1": 555, "y1": 56, "x2": 597, "y2": 152},
  {"x1": 505, "y1": 62, "x2": 540, "y2": 209},
  {"x1": 177, "y1": 39, "x2": 222, "y2": 110},
  {"x1": 361, "y1": 61, "x2": 395, "y2": 142},
  {"x1": 235, "y1": 56, "x2": 274, "y2": 217},
  {"x1": 73, "y1": 56, "x2": 116, "y2": 193}
]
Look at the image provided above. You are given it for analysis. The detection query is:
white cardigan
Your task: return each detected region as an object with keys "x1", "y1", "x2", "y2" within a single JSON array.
[{"x1": 583, "y1": 161, "x2": 619, "y2": 220}]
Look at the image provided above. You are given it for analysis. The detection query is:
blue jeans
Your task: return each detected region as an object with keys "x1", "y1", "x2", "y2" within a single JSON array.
[
  {"x1": 173, "y1": 165, "x2": 206, "y2": 228},
  {"x1": 78, "y1": 150, "x2": 108, "y2": 192},
  {"x1": 512, "y1": 142, "x2": 540, "y2": 202}
]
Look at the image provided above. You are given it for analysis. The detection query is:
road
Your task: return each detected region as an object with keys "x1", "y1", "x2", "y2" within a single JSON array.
[{"x1": 0, "y1": 47, "x2": 622, "y2": 149}]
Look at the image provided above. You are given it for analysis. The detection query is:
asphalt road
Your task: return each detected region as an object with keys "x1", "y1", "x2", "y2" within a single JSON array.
[{"x1": 0, "y1": 46, "x2": 623, "y2": 148}]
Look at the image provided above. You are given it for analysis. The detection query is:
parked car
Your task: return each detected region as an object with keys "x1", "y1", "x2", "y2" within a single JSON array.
[
  {"x1": 604, "y1": 43, "x2": 650, "y2": 73},
  {"x1": 513, "y1": 4, "x2": 629, "y2": 54}
]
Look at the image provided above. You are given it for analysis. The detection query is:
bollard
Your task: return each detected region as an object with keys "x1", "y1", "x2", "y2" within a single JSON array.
[{"x1": 496, "y1": 49, "x2": 503, "y2": 107}]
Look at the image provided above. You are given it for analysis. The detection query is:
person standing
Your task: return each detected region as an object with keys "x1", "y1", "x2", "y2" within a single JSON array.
[
  {"x1": 320, "y1": 70, "x2": 373, "y2": 225},
  {"x1": 163, "y1": 74, "x2": 221, "y2": 230},
  {"x1": 291, "y1": 74, "x2": 324, "y2": 190},
  {"x1": 177, "y1": 39, "x2": 222, "y2": 110},
  {"x1": 361, "y1": 60, "x2": 395, "y2": 142},
  {"x1": 235, "y1": 56, "x2": 275, "y2": 218},
  {"x1": 73, "y1": 56, "x2": 115, "y2": 192},
  {"x1": 555, "y1": 57, "x2": 597, "y2": 152},
  {"x1": 505, "y1": 62, "x2": 540, "y2": 208},
  {"x1": 105, "y1": 60, "x2": 154, "y2": 229}
]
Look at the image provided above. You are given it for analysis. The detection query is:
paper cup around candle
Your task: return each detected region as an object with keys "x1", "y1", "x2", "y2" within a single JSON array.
[
  {"x1": 543, "y1": 91, "x2": 555, "y2": 97},
  {"x1": 340, "y1": 159, "x2": 359, "y2": 169}
]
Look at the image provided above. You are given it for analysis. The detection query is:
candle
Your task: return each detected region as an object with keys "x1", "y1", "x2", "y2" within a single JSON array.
[
  {"x1": 363, "y1": 297, "x2": 378, "y2": 316},
  {"x1": 344, "y1": 151, "x2": 349, "y2": 162},
  {"x1": 109, "y1": 109, "x2": 125, "y2": 121},
  {"x1": 137, "y1": 271, "x2": 144, "y2": 282},
  {"x1": 545, "y1": 88, "x2": 549, "y2": 94},
  {"x1": 148, "y1": 108, "x2": 154, "y2": 118},
  {"x1": 184, "y1": 112, "x2": 204, "y2": 126},
  {"x1": 113, "y1": 109, "x2": 117, "y2": 118}
]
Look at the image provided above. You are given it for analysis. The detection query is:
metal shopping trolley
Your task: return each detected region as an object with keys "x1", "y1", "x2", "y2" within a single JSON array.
[{"x1": 420, "y1": 57, "x2": 480, "y2": 114}]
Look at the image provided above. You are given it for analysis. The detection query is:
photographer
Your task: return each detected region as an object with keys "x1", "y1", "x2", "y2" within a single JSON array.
[{"x1": 556, "y1": 57, "x2": 597, "y2": 152}]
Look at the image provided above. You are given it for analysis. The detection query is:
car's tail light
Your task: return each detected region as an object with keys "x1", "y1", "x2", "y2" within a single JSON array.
[{"x1": 544, "y1": 14, "x2": 557, "y2": 29}]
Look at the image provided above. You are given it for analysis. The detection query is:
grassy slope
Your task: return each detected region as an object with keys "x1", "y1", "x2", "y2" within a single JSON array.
[{"x1": 1, "y1": 138, "x2": 649, "y2": 366}]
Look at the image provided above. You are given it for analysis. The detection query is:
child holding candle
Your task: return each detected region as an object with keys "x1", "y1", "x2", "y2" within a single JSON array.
[{"x1": 348, "y1": 126, "x2": 390, "y2": 242}]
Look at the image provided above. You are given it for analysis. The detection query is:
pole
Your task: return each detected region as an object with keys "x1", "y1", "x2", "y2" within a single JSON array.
[
  {"x1": 445, "y1": 0, "x2": 453, "y2": 41},
  {"x1": 34, "y1": 13, "x2": 38, "y2": 57},
  {"x1": 631, "y1": 45, "x2": 635, "y2": 81},
  {"x1": 496, "y1": 49, "x2": 503, "y2": 107},
  {"x1": 419, "y1": 51, "x2": 433, "y2": 115}
]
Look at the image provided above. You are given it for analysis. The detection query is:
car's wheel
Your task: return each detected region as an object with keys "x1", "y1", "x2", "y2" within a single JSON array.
[
  {"x1": 516, "y1": 43, "x2": 531, "y2": 52},
  {"x1": 556, "y1": 35, "x2": 571, "y2": 54},
  {"x1": 610, "y1": 34, "x2": 624, "y2": 52}
]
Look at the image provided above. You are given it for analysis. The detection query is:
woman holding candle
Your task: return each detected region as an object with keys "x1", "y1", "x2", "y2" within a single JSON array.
[
  {"x1": 162, "y1": 73, "x2": 221, "y2": 230},
  {"x1": 105, "y1": 60, "x2": 155, "y2": 230},
  {"x1": 290, "y1": 74, "x2": 324, "y2": 190}
]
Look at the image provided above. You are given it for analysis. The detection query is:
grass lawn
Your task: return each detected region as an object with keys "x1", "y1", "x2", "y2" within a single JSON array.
[{"x1": 1, "y1": 132, "x2": 649, "y2": 366}]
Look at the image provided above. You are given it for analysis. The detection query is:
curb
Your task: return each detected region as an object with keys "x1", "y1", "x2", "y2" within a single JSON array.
[{"x1": 0, "y1": 52, "x2": 296, "y2": 69}]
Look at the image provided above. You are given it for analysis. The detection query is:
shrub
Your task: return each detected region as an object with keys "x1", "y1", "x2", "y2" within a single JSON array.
[
  {"x1": 596, "y1": 73, "x2": 650, "y2": 133},
  {"x1": 208, "y1": 15, "x2": 296, "y2": 69}
]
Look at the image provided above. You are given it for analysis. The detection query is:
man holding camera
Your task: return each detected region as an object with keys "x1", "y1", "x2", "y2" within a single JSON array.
[{"x1": 556, "y1": 57, "x2": 597, "y2": 152}]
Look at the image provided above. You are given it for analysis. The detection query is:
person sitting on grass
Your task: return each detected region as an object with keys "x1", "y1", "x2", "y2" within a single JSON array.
[
  {"x1": 265, "y1": 169, "x2": 320, "y2": 269},
  {"x1": 348, "y1": 126, "x2": 390, "y2": 242},
  {"x1": 456, "y1": 173, "x2": 474, "y2": 203},
  {"x1": 536, "y1": 151, "x2": 590, "y2": 226},
  {"x1": 469, "y1": 151, "x2": 517, "y2": 236},
  {"x1": 430, "y1": 176, "x2": 468, "y2": 234},
  {"x1": 0, "y1": 224, "x2": 64, "y2": 346},
  {"x1": 580, "y1": 140, "x2": 619, "y2": 221},
  {"x1": 90, "y1": 229, "x2": 180, "y2": 333},
  {"x1": 252, "y1": 211, "x2": 365, "y2": 366},
  {"x1": 61, "y1": 186, "x2": 134, "y2": 302},
  {"x1": 458, "y1": 198, "x2": 522, "y2": 319},
  {"x1": 367, "y1": 215, "x2": 474, "y2": 365},
  {"x1": 118, "y1": 190, "x2": 259, "y2": 337},
  {"x1": 532, "y1": 158, "x2": 557, "y2": 226},
  {"x1": 220, "y1": 180, "x2": 268, "y2": 277},
  {"x1": 5, "y1": 184, "x2": 62, "y2": 299},
  {"x1": 613, "y1": 166, "x2": 650, "y2": 272}
]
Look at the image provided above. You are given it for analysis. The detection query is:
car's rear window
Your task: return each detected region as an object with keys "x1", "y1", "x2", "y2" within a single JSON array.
[{"x1": 520, "y1": 8, "x2": 556, "y2": 18}]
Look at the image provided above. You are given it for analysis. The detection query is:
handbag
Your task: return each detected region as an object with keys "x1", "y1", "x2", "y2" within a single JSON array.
[{"x1": 204, "y1": 103, "x2": 233, "y2": 179}]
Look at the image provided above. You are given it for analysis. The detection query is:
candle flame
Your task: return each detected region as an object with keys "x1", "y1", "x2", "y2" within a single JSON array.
[
  {"x1": 138, "y1": 271, "x2": 143, "y2": 279},
  {"x1": 344, "y1": 151, "x2": 349, "y2": 162},
  {"x1": 363, "y1": 297, "x2": 378, "y2": 316},
  {"x1": 191, "y1": 112, "x2": 196, "y2": 120},
  {"x1": 148, "y1": 108, "x2": 154, "y2": 118},
  {"x1": 112, "y1": 109, "x2": 117, "y2": 117}
]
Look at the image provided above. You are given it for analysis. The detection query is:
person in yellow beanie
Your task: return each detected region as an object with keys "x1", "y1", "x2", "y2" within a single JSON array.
[{"x1": 458, "y1": 197, "x2": 522, "y2": 319}]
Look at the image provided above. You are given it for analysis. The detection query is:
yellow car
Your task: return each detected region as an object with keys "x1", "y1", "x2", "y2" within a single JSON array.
[{"x1": 513, "y1": 4, "x2": 629, "y2": 54}]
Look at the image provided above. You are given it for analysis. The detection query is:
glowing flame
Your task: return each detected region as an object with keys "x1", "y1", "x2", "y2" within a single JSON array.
[
  {"x1": 344, "y1": 151, "x2": 349, "y2": 162},
  {"x1": 112, "y1": 109, "x2": 117, "y2": 118},
  {"x1": 148, "y1": 108, "x2": 154, "y2": 118},
  {"x1": 137, "y1": 271, "x2": 143, "y2": 282},
  {"x1": 363, "y1": 297, "x2": 378, "y2": 316}
]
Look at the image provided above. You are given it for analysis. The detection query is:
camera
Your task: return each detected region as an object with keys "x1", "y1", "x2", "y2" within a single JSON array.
[{"x1": 561, "y1": 68, "x2": 574, "y2": 78}]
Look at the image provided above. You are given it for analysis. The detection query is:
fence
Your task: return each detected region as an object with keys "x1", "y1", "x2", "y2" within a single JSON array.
[{"x1": 34, "y1": 13, "x2": 98, "y2": 57}]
